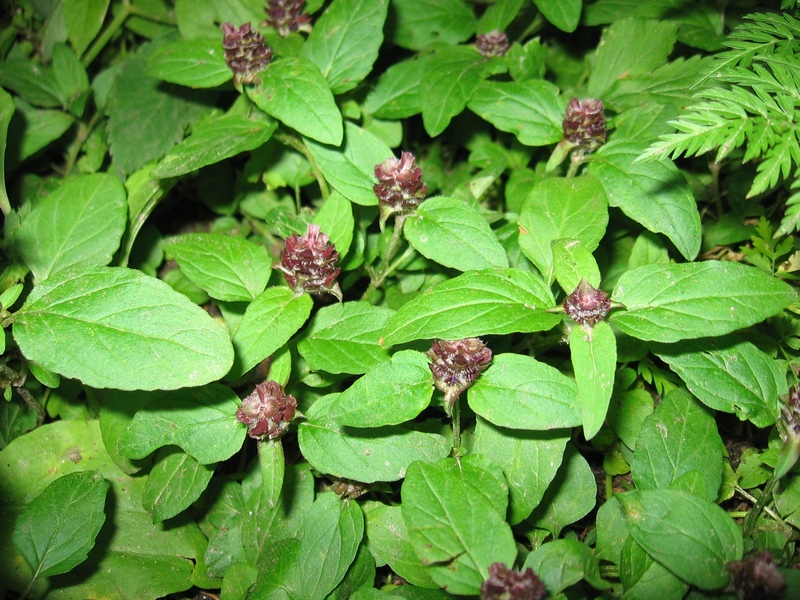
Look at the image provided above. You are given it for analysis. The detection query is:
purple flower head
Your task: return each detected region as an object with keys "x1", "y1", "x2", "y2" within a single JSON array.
[
  {"x1": 728, "y1": 551, "x2": 786, "y2": 600},
  {"x1": 264, "y1": 0, "x2": 312, "y2": 37},
  {"x1": 428, "y1": 338, "x2": 492, "y2": 415},
  {"x1": 279, "y1": 223, "x2": 342, "y2": 300},
  {"x1": 220, "y1": 22, "x2": 272, "y2": 86},
  {"x1": 236, "y1": 380, "x2": 297, "y2": 440},
  {"x1": 480, "y1": 562, "x2": 547, "y2": 600},
  {"x1": 563, "y1": 97, "x2": 606, "y2": 152},
  {"x1": 373, "y1": 151, "x2": 428, "y2": 229},
  {"x1": 563, "y1": 279, "x2": 611, "y2": 327},
  {"x1": 476, "y1": 30, "x2": 509, "y2": 58}
]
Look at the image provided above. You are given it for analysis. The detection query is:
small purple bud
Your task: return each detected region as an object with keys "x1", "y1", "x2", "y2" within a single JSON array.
[
  {"x1": 563, "y1": 97, "x2": 606, "y2": 152},
  {"x1": 263, "y1": 0, "x2": 312, "y2": 37},
  {"x1": 279, "y1": 224, "x2": 342, "y2": 300},
  {"x1": 563, "y1": 279, "x2": 611, "y2": 327},
  {"x1": 728, "y1": 551, "x2": 786, "y2": 600},
  {"x1": 480, "y1": 562, "x2": 547, "y2": 600},
  {"x1": 476, "y1": 30, "x2": 509, "y2": 58},
  {"x1": 373, "y1": 152, "x2": 428, "y2": 229},
  {"x1": 236, "y1": 380, "x2": 297, "y2": 440},
  {"x1": 428, "y1": 338, "x2": 492, "y2": 415},
  {"x1": 221, "y1": 22, "x2": 272, "y2": 86}
]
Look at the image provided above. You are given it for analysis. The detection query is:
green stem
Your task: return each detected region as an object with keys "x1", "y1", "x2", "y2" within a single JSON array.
[
  {"x1": 566, "y1": 149, "x2": 587, "y2": 178},
  {"x1": 451, "y1": 399, "x2": 461, "y2": 458},
  {"x1": 275, "y1": 130, "x2": 329, "y2": 201},
  {"x1": 81, "y1": 0, "x2": 131, "y2": 67},
  {"x1": 743, "y1": 476, "x2": 779, "y2": 536},
  {"x1": 361, "y1": 215, "x2": 409, "y2": 301}
]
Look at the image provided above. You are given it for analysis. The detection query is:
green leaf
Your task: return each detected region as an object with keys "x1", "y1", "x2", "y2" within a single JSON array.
[
  {"x1": 0, "y1": 87, "x2": 13, "y2": 214},
  {"x1": 609, "y1": 262, "x2": 797, "y2": 342},
  {"x1": 64, "y1": 0, "x2": 109, "y2": 57},
  {"x1": 0, "y1": 60, "x2": 62, "y2": 107},
  {"x1": 467, "y1": 80, "x2": 563, "y2": 146},
  {"x1": 422, "y1": 46, "x2": 487, "y2": 137},
  {"x1": 524, "y1": 538, "x2": 610, "y2": 594},
  {"x1": 365, "y1": 505, "x2": 437, "y2": 588},
  {"x1": 153, "y1": 110, "x2": 276, "y2": 178},
  {"x1": 314, "y1": 191, "x2": 354, "y2": 257},
  {"x1": 299, "y1": 396, "x2": 449, "y2": 483},
  {"x1": 118, "y1": 384, "x2": 244, "y2": 464},
  {"x1": 473, "y1": 418, "x2": 570, "y2": 524},
  {"x1": 588, "y1": 18, "x2": 678, "y2": 98},
  {"x1": 12, "y1": 101, "x2": 74, "y2": 162},
  {"x1": 383, "y1": 268, "x2": 559, "y2": 346},
  {"x1": 142, "y1": 448, "x2": 215, "y2": 523},
  {"x1": 305, "y1": 121, "x2": 393, "y2": 206},
  {"x1": 12, "y1": 470, "x2": 108, "y2": 578},
  {"x1": 620, "y1": 535, "x2": 689, "y2": 600},
  {"x1": 300, "y1": 0, "x2": 388, "y2": 95},
  {"x1": 287, "y1": 493, "x2": 364, "y2": 600},
  {"x1": 570, "y1": 321, "x2": 616, "y2": 440},
  {"x1": 229, "y1": 287, "x2": 313, "y2": 378},
  {"x1": 362, "y1": 56, "x2": 427, "y2": 119},
  {"x1": 14, "y1": 174, "x2": 126, "y2": 282},
  {"x1": 518, "y1": 175, "x2": 608, "y2": 278},
  {"x1": 162, "y1": 233, "x2": 272, "y2": 302},
  {"x1": 532, "y1": 0, "x2": 582, "y2": 32},
  {"x1": 526, "y1": 444, "x2": 597, "y2": 536},
  {"x1": 617, "y1": 489, "x2": 743, "y2": 590},
  {"x1": 248, "y1": 57, "x2": 343, "y2": 146},
  {"x1": 588, "y1": 141, "x2": 701, "y2": 260},
  {"x1": 552, "y1": 238, "x2": 602, "y2": 293},
  {"x1": 389, "y1": 0, "x2": 476, "y2": 50},
  {"x1": 325, "y1": 350, "x2": 433, "y2": 427},
  {"x1": 297, "y1": 302, "x2": 392, "y2": 375},
  {"x1": 655, "y1": 337, "x2": 784, "y2": 428},
  {"x1": 107, "y1": 42, "x2": 211, "y2": 174},
  {"x1": 52, "y1": 43, "x2": 89, "y2": 117},
  {"x1": 145, "y1": 38, "x2": 232, "y2": 88},
  {"x1": 401, "y1": 455, "x2": 517, "y2": 595},
  {"x1": 13, "y1": 266, "x2": 234, "y2": 390},
  {"x1": 404, "y1": 197, "x2": 509, "y2": 271},
  {"x1": 631, "y1": 388, "x2": 725, "y2": 503},
  {"x1": 469, "y1": 353, "x2": 580, "y2": 430}
]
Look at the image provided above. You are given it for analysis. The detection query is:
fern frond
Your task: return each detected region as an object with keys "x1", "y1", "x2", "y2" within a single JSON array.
[
  {"x1": 777, "y1": 178, "x2": 800, "y2": 236},
  {"x1": 750, "y1": 132, "x2": 800, "y2": 197}
]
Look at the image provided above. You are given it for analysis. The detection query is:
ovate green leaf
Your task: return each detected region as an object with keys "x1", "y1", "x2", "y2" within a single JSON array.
[
  {"x1": 13, "y1": 471, "x2": 108, "y2": 578},
  {"x1": 389, "y1": 0, "x2": 476, "y2": 50},
  {"x1": 142, "y1": 449, "x2": 216, "y2": 523},
  {"x1": 467, "y1": 80, "x2": 563, "y2": 146},
  {"x1": 383, "y1": 268, "x2": 558, "y2": 345},
  {"x1": 618, "y1": 489, "x2": 742, "y2": 590},
  {"x1": 532, "y1": 0, "x2": 582, "y2": 32},
  {"x1": 146, "y1": 38, "x2": 231, "y2": 88},
  {"x1": 610, "y1": 262, "x2": 797, "y2": 342},
  {"x1": 525, "y1": 539, "x2": 610, "y2": 594},
  {"x1": 570, "y1": 321, "x2": 616, "y2": 440},
  {"x1": 13, "y1": 266, "x2": 234, "y2": 390},
  {"x1": 404, "y1": 196, "x2": 509, "y2": 271}
]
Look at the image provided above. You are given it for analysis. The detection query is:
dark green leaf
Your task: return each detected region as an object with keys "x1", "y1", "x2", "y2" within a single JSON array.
[
  {"x1": 0, "y1": 87, "x2": 13, "y2": 213},
  {"x1": 0, "y1": 60, "x2": 62, "y2": 107},
  {"x1": 620, "y1": 535, "x2": 689, "y2": 600},
  {"x1": 305, "y1": 121, "x2": 393, "y2": 206},
  {"x1": 469, "y1": 353, "x2": 580, "y2": 430},
  {"x1": 404, "y1": 197, "x2": 509, "y2": 271},
  {"x1": 473, "y1": 418, "x2": 570, "y2": 524},
  {"x1": 64, "y1": 0, "x2": 109, "y2": 57},
  {"x1": 153, "y1": 110, "x2": 276, "y2": 178},
  {"x1": 362, "y1": 56, "x2": 427, "y2": 119},
  {"x1": 524, "y1": 539, "x2": 610, "y2": 594},
  {"x1": 631, "y1": 388, "x2": 724, "y2": 502},
  {"x1": 13, "y1": 267, "x2": 234, "y2": 390},
  {"x1": 588, "y1": 141, "x2": 701, "y2": 260},
  {"x1": 655, "y1": 337, "x2": 784, "y2": 428},
  {"x1": 609, "y1": 262, "x2": 797, "y2": 342},
  {"x1": 325, "y1": 350, "x2": 432, "y2": 427},
  {"x1": 467, "y1": 80, "x2": 563, "y2": 146},
  {"x1": 142, "y1": 448, "x2": 215, "y2": 523},
  {"x1": 518, "y1": 175, "x2": 608, "y2": 277},
  {"x1": 229, "y1": 287, "x2": 313, "y2": 378},
  {"x1": 532, "y1": 0, "x2": 582, "y2": 32},
  {"x1": 300, "y1": 0, "x2": 388, "y2": 95},
  {"x1": 248, "y1": 57, "x2": 343, "y2": 145},
  {"x1": 14, "y1": 174, "x2": 127, "y2": 282},
  {"x1": 12, "y1": 101, "x2": 74, "y2": 161},
  {"x1": 146, "y1": 38, "x2": 232, "y2": 88},
  {"x1": 402, "y1": 455, "x2": 517, "y2": 595},
  {"x1": 12, "y1": 470, "x2": 108, "y2": 578},
  {"x1": 570, "y1": 321, "x2": 616, "y2": 440},
  {"x1": 297, "y1": 302, "x2": 392, "y2": 375},
  {"x1": 383, "y1": 268, "x2": 559, "y2": 346},
  {"x1": 618, "y1": 489, "x2": 743, "y2": 590},
  {"x1": 162, "y1": 233, "x2": 273, "y2": 302},
  {"x1": 422, "y1": 47, "x2": 487, "y2": 137},
  {"x1": 118, "y1": 384, "x2": 244, "y2": 464},
  {"x1": 389, "y1": 0, "x2": 476, "y2": 50}
]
